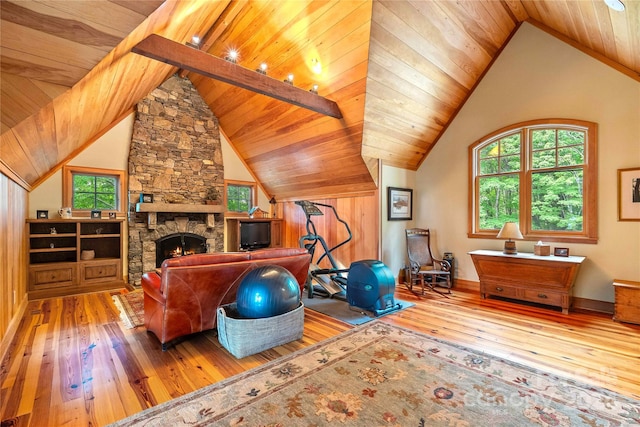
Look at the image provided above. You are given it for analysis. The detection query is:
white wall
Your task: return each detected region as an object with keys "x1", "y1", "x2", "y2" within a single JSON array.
[
  {"x1": 29, "y1": 114, "x2": 135, "y2": 217},
  {"x1": 414, "y1": 22, "x2": 640, "y2": 302},
  {"x1": 219, "y1": 132, "x2": 270, "y2": 209},
  {"x1": 380, "y1": 164, "x2": 416, "y2": 278}
]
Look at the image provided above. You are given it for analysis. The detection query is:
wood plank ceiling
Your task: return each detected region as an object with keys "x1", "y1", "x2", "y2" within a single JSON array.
[{"x1": 1, "y1": 0, "x2": 638, "y2": 199}]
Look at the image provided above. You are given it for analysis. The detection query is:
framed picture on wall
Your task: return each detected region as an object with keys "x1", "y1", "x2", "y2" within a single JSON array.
[
  {"x1": 618, "y1": 167, "x2": 640, "y2": 221},
  {"x1": 388, "y1": 187, "x2": 413, "y2": 221}
]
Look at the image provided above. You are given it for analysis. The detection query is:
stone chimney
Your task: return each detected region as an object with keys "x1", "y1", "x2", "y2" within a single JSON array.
[{"x1": 127, "y1": 74, "x2": 224, "y2": 285}]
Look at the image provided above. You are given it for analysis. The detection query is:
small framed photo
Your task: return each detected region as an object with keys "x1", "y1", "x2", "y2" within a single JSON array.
[
  {"x1": 90, "y1": 210, "x2": 102, "y2": 219},
  {"x1": 618, "y1": 167, "x2": 640, "y2": 221},
  {"x1": 554, "y1": 247, "x2": 569, "y2": 257},
  {"x1": 108, "y1": 212, "x2": 117, "y2": 219},
  {"x1": 387, "y1": 187, "x2": 413, "y2": 221},
  {"x1": 140, "y1": 193, "x2": 154, "y2": 203},
  {"x1": 36, "y1": 210, "x2": 49, "y2": 219}
]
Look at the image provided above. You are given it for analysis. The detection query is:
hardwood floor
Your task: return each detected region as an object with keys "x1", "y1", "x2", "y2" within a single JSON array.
[{"x1": 1, "y1": 287, "x2": 639, "y2": 426}]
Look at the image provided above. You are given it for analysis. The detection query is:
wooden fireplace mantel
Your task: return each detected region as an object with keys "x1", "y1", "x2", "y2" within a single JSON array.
[{"x1": 135, "y1": 203, "x2": 224, "y2": 229}]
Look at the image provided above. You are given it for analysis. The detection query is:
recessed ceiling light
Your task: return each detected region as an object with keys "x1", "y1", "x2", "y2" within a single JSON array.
[{"x1": 604, "y1": 0, "x2": 625, "y2": 12}]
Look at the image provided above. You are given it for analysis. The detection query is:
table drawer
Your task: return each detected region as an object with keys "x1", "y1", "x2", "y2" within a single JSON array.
[
  {"x1": 522, "y1": 289, "x2": 563, "y2": 306},
  {"x1": 483, "y1": 283, "x2": 518, "y2": 298}
]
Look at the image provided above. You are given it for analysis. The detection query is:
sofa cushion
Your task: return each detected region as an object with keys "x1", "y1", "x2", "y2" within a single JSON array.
[
  {"x1": 162, "y1": 252, "x2": 251, "y2": 268},
  {"x1": 248, "y1": 247, "x2": 309, "y2": 260}
]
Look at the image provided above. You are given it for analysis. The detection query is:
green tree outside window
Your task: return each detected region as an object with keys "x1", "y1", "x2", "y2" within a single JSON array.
[
  {"x1": 72, "y1": 174, "x2": 118, "y2": 210},
  {"x1": 470, "y1": 119, "x2": 597, "y2": 244}
]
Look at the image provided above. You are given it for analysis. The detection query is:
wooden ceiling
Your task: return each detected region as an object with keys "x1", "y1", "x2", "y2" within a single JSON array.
[{"x1": 1, "y1": 0, "x2": 638, "y2": 199}]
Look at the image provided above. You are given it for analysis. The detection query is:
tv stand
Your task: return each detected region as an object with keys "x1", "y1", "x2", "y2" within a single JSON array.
[{"x1": 225, "y1": 218, "x2": 283, "y2": 252}]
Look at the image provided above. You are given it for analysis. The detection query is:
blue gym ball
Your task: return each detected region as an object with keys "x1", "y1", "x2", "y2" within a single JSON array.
[{"x1": 236, "y1": 265, "x2": 301, "y2": 319}]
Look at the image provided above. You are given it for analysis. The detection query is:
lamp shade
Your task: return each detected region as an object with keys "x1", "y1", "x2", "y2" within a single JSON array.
[{"x1": 496, "y1": 222, "x2": 523, "y2": 240}]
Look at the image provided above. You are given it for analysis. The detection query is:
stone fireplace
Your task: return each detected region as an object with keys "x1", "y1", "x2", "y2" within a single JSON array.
[
  {"x1": 127, "y1": 75, "x2": 224, "y2": 286},
  {"x1": 156, "y1": 231, "x2": 208, "y2": 266}
]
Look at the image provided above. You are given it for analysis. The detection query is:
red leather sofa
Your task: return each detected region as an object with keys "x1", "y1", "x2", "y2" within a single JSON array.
[{"x1": 141, "y1": 247, "x2": 311, "y2": 350}]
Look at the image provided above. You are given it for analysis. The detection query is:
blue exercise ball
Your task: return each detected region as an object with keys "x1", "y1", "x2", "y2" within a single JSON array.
[{"x1": 236, "y1": 265, "x2": 301, "y2": 319}]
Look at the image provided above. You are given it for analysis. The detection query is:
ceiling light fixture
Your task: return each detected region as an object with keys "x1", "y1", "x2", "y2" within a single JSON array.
[
  {"x1": 186, "y1": 35, "x2": 201, "y2": 49},
  {"x1": 256, "y1": 63, "x2": 267, "y2": 75},
  {"x1": 604, "y1": 0, "x2": 625, "y2": 11},
  {"x1": 225, "y1": 49, "x2": 238, "y2": 63},
  {"x1": 284, "y1": 73, "x2": 294, "y2": 84},
  {"x1": 309, "y1": 84, "x2": 319, "y2": 94}
]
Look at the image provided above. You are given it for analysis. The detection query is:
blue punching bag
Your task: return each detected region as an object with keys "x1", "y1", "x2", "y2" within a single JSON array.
[{"x1": 236, "y1": 265, "x2": 301, "y2": 318}]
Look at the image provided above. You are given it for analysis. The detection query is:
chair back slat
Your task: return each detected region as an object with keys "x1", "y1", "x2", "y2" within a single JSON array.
[{"x1": 406, "y1": 228, "x2": 435, "y2": 267}]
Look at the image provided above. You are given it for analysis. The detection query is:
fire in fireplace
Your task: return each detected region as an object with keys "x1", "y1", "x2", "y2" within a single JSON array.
[{"x1": 156, "y1": 233, "x2": 208, "y2": 267}]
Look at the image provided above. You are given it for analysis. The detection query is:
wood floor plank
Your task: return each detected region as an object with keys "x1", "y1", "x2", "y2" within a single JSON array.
[{"x1": 1, "y1": 286, "x2": 639, "y2": 426}]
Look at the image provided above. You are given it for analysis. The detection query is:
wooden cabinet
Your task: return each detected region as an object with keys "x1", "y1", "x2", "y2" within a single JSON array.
[
  {"x1": 225, "y1": 218, "x2": 284, "y2": 252},
  {"x1": 469, "y1": 250, "x2": 585, "y2": 314},
  {"x1": 27, "y1": 219, "x2": 125, "y2": 299},
  {"x1": 612, "y1": 279, "x2": 640, "y2": 325}
]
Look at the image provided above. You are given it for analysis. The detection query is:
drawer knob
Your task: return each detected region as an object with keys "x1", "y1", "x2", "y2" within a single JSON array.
[
  {"x1": 538, "y1": 293, "x2": 548, "y2": 299},
  {"x1": 496, "y1": 287, "x2": 503, "y2": 292}
]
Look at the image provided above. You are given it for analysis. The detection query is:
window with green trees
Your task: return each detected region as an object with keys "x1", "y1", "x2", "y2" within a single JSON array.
[
  {"x1": 225, "y1": 180, "x2": 256, "y2": 213},
  {"x1": 72, "y1": 174, "x2": 118, "y2": 209},
  {"x1": 469, "y1": 119, "x2": 597, "y2": 244},
  {"x1": 63, "y1": 166, "x2": 125, "y2": 216}
]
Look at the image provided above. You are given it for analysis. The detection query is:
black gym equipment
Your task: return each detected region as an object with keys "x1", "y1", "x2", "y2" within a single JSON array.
[{"x1": 295, "y1": 200, "x2": 402, "y2": 317}]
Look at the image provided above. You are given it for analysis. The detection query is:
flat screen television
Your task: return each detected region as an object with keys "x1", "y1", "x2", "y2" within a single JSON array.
[{"x1": 240, "y1": 221, "x2": 271, "y2": 250}]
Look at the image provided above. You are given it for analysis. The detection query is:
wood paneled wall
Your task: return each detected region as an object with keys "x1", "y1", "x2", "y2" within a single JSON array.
[
  {"x1": 0, "y1": 171, "x2": 28, "y2": 359},
  {"x1": 282, "y1": 193, "x2": 380, "y2": 268}
]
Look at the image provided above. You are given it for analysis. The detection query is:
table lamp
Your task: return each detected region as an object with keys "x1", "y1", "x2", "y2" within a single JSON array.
[{"x1": 496, "y1": 222, "x2": 523, "y2": 254}]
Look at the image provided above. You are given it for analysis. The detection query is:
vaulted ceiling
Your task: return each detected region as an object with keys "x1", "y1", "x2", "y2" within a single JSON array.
[{"x1": 1, "y1": 0, "x2": 638, "y2": 199}]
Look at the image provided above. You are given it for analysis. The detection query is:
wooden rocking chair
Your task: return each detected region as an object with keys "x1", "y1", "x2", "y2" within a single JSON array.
[{"x1": 405, "y1": 228, "x2": 452, "y2": 297}]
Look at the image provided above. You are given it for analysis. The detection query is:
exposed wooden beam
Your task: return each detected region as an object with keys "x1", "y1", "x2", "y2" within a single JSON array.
[
  {"x1": 132, "y1": 34, "x2": 343, "y2": 119},
  {"x1": 178, "y1": 0, "x2": 246, "y2": 79}
]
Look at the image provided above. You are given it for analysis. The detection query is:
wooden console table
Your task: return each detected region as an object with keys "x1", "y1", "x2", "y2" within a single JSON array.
[{"x1": 469, "y1": 250, "x2": 585, "y2": 314}]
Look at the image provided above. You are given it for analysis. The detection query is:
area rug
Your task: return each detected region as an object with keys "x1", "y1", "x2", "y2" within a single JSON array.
[
  {"x1": 112, "y1": 290, "x2": 144, "y2": 329},
  {"x1": 302, "y1": 293, "x2": 415, "y2": 325},
  {"x1": 108, "y1": 321, "x2": 639, "y2": 426}
]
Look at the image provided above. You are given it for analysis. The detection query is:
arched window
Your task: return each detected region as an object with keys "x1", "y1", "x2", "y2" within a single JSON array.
[{"x1": 468, "y1": 119, "x2": 597, "y2": 244}]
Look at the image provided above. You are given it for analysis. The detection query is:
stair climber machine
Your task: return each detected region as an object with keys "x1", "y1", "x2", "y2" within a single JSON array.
[{"x1": 296, "y1": 200, "x2": 402, "y2": 317}]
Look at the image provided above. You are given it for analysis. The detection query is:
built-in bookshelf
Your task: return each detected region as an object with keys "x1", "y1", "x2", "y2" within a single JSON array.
[{"x1": 27, "y1": 219, "x2": 125, "y2": 299}]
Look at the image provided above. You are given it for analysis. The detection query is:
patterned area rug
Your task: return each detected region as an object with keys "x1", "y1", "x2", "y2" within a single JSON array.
[
  {"x1": 109, "y1": 321, "x2": 639, "y2": 426},
  {"x1": 112, "y1": 290, "x2": 144, "y2": 329}
]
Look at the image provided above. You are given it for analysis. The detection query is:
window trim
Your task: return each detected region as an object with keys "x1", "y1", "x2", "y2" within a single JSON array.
[
  {"x1": 62, "y1": 166, "x2": 126, "y2": 217},
  {"x1": 468, "y1": 119, "x2": 598, "y2": 244},
  {"x1": 224, "y1": 179, "x2": 257, "y2": 216}
]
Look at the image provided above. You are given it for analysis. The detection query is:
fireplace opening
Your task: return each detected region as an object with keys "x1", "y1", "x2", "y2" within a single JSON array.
[{"x1": 156, "y1": 233, "x2": 208, "y2": 267}]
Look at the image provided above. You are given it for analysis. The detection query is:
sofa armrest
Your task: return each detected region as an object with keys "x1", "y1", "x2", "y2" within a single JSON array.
[{"x1": 141, "y1": 272, "x2": 166, "y2": 305}]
